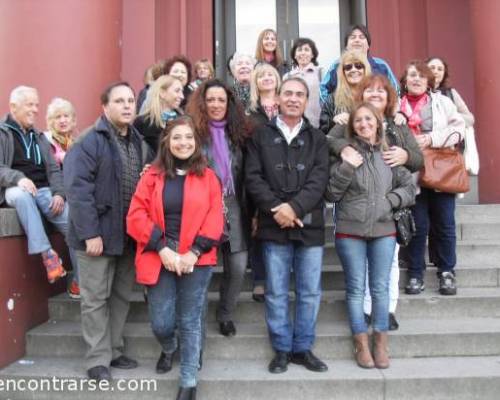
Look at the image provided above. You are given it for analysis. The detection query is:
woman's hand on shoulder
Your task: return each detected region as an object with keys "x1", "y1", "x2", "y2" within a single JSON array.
[
  {"x1": 415, "y1": 135, "x2": 432, "y2": 150},
  {"x1": 394, "y1": 112, "x2": 407, "y2": 126},
  {"x1": 341, "y1": 146, "x2": 363, "y2": 168},
  {"x1": 140, "y1": 163, "x2": 152, "y2": 177},
  {"x1": 382, "y1": 146, "x2": 409, "y2": 167},
  {"x1": 333, "y1": 112, "x2": 350, "y2": 125}
]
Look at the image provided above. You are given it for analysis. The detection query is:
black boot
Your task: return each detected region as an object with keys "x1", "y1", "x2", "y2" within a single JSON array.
[{"x1": 176, "y1": 386, "x2": 196, "y2": 400}]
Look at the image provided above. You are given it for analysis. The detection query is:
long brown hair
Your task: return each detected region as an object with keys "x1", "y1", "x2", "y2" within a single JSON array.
[
  {"x1": 255, "y1": 29, "x2": 284, "y2": 67},
  {"x1": 154, "y1": 116, "x2": 206, "y2": 178},
  {"x1": 185, "y1": 79, "x2": 250, "y2": 147}
]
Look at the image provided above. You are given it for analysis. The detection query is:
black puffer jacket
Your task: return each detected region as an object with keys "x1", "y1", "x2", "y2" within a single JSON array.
[{"x1": 245, "y1": 118, "x2": 328, "y2": 246}]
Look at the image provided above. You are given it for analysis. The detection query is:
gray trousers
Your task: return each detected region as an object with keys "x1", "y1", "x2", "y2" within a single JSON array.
[
  {"x1": 76, "y1": 247, "x2": 135, "y2": 370},
  {"x1": 216, "y1": 245, "x2": 248, "y2": 322}
]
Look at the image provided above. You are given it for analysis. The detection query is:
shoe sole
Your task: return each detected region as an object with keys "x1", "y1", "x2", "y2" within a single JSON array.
[
  {"x1": 439, "y1": 289, "x2": 457, "y2": 295},
  {"x1": 268, "y1": 366, "x2": 288, "y2": 374},
  {"x1": 68, "y1": 292, "x2": 81, "y2": 299},
  {"x1": 290, "y1": 358, "x2": 328, "y2": 372},
  {"x1": 404, "y1": 285, "x2": 425, "y2": 295}
]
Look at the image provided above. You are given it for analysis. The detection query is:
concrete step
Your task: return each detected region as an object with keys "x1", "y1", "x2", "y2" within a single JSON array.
[
  {"x1": 201, "y1": 264, "x2": 500, "y2": 292},
  {"x1": 1, "y1": 355, "x2": 500, "y2": 400},
  {"x1": 322, "y1": 240, "x2": 500, "y2": 265},
  {"x1": 25, "y1": 317, "x2": 500, "y2": 360},
  {"x1": 323, "y1": 203, "x2": 500, "y2": 241},
  {"x1": 127, "y1": 263, "x2": 500, "y2": 293},
  {"x1": 49, "y1": 287, "x2": 500, "y2": 324}
]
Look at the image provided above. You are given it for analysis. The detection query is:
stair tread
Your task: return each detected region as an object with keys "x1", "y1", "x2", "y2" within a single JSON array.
[
  {"x1": 28, "y1": 317, "x2": 500, "y2": 338},
  {"x1": 2, "y1": 355, "x2": 500, "y2": 381},
  {"x1": 49, "y1": 286, "x2": 500, "y2": 305}
]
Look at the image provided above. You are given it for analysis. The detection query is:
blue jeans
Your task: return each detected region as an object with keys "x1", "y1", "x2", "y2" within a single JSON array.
[
  {"x1": 147, "y1": 267, "x2": 212, "y2": 387},
  {"x1": 408, "y1": 188, "x2": 456, "y2": 280},
  {"x1": 5, "y1": 186, "x2": 79, "y2": 283},
  {"x1": 262, "y1": 241, "x2": 323, "y2": 353},
  {"x1": 336, "y1": 236, "x2": 396, "y2": 334}
]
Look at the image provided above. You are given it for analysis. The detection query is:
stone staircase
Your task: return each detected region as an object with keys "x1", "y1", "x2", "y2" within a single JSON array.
[{"x1": 1, "y1": 204, "x2": 500, "y2": 400}]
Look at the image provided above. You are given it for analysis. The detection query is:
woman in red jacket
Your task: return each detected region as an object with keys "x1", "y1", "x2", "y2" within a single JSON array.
[{"x1": 127, "y1": 116, "x2": 223, "y2": 400}]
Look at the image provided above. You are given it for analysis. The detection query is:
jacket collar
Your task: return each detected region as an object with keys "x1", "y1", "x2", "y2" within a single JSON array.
[
  {"x1": 352, "y1": 135, "x2": 382, "y2": 152},
  {"x1": 268, "y1": 115, "x2": 312, "y2": 134},
  {"x1": 1, "y1": 114, "x2": 40, "y2": 136}
]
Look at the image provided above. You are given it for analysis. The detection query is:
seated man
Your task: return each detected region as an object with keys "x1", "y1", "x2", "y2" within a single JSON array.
[
  {"x1": 0, "y1": 86, "x2": 69, "y2": 283},
  {"x1": 320, "y1": 24, "x2": 399, "y2": 103}
]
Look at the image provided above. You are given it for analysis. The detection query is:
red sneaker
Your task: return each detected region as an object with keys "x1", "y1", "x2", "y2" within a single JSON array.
[
  {"x1": 42, "y1": 249, "x2": 67, "y2": 283},
  {"x1": 68, "y1": 280, "x2": 81, "y2": 299}
]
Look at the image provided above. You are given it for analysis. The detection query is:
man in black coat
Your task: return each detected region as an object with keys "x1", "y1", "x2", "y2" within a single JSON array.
[
  {"x1": 245, "y1": 77, "x2": 329, "y2": 374},
  {"x1": 64, "y1": 82, "x2": 152, "y2": 382}
]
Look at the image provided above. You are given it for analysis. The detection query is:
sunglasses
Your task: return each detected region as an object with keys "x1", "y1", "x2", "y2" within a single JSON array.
[{"x1": 343, "y1": 63, "x2": 365, "y2": 72}]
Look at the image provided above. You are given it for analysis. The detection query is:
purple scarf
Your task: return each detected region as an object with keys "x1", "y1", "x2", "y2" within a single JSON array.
[{"x1": 208, "y1": 120, "x2": 234, "y2": 195}]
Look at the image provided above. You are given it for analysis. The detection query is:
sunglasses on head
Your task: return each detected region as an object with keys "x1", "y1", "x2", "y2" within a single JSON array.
[{"x1": 343, "y1": 62, "x2": 365, "y2": 72}]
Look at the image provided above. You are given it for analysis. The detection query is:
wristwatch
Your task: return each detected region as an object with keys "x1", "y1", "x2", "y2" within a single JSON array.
[{"x1": 190, "y1": 248, "x2": 201, "y2": 258}]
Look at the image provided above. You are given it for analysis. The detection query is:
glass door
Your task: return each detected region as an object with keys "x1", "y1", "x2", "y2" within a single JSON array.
[{"x1": 215, "y1": 0, "x2": 366, "y2": 80}]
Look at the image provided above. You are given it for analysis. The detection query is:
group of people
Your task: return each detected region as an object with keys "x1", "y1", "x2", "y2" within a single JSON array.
[{"x1": 0, "y1": 24, "x2": 474, "y2": 400}]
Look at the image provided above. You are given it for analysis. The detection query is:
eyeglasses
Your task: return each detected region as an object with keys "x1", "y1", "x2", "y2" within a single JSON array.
[{"x1": 343, "y1": 63, "x2": 365, "y2": 72}]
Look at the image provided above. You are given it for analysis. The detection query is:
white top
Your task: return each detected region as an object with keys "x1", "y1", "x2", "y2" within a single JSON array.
[{"x1": 276, "y1": 116, "x2": 303, "y2": 145}]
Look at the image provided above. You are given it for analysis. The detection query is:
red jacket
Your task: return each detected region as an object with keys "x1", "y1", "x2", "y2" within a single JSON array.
[{"x1": 127, "y1": 166, "x2": 223, "y2": 285}]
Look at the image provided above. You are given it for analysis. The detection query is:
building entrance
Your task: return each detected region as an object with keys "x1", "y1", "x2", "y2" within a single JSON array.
[{"x1": 214, "y1": 0, "x2": 367, "y2": 81}]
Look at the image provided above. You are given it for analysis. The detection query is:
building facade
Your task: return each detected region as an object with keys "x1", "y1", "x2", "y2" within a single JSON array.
[{"x1": 2, "y1": 0, "x2": 496, "y2": 201}]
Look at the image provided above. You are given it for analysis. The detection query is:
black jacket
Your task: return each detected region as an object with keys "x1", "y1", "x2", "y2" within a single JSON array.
[
  {"x1": 133, "y1": 115, "x2": 163, "y2": 155},
  {"x1": 64, "y1": 116, "x2": 153, "y2": 256},
  {"x1": 0, "y1": 116, "x2": 65, "y2": 205},
  {"x1": 319, "y1": 94, "x2": 343, "y2": 134},
  {"x1": 246, "y1": 103, "x2": 270, "y2": 129},
  {"x1": 245, "y1": 118, "x2": 329, "y2": 246}
]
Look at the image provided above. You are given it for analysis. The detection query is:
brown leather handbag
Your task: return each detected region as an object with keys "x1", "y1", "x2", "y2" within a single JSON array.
[{"x1": 419, "y1": 132, "x2": 470, "y2": 193}]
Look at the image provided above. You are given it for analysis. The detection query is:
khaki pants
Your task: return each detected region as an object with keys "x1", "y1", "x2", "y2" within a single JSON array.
[{"x1": 76, "y1": 247, "x2": 135, "y2": 370}]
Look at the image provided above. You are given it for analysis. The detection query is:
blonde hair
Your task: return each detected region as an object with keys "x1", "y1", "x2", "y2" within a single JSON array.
[
  {"x1": 255, "y1": 29, "x2": 284, "y2": 67},
  {"x1": 46, "y1": 97, "x2": 76, "y2": 134},
  {"x1": 141, "y1": 75, "x2": 181, "y2": 128},
  {"x1": 193, "y1": 58, "x2": 215, "y2": 80},
  {"x1": 249, "y1": 63, "x2": 281, "y2": 112},
  {"x1": 334, "y1": 50, "x2": 372, "y2": 113}
]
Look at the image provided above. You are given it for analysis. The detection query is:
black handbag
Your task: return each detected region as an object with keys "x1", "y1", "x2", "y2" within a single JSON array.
[{"x1": 393, "y1": 208, "x2": 416, "y2": 247}]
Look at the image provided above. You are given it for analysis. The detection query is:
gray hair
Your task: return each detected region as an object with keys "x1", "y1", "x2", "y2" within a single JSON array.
[
  {"x1": 46, "y1": 98, "x2": 76, "y2": 128},
  {"x1": 9, "y1": 86, "x2": 38, "y2": 104},
  {"x1": 229, "y1": 53, "x2": 256, "y2": 76}
]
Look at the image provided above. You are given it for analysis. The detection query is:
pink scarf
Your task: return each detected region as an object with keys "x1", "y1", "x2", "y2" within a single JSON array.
[{"x1": 400, "y1": 93, "x2": 429, "y2": 135}]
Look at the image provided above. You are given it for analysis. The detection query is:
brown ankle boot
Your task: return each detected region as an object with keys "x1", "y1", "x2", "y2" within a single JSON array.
[
  {"x1": 353, "y1": 333, "x2": 375, "y2": 368},
  {"x1": 373, "y1": 331, "x2": 390, "y2": 369}
]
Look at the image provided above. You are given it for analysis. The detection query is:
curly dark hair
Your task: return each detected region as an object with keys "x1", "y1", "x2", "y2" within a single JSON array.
[
  {"x1": 290, "y1": 37, "x2": 319, "y2": 67},
  {"x1": 163, "y1": 55, "x2": 192, "y2": 87},
  {"x1": 153, "y1": 116, "x2": 206, "y2": 178},
  {"x1": 185, "y1": 79, "x2": 251, "y2": 147}
]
